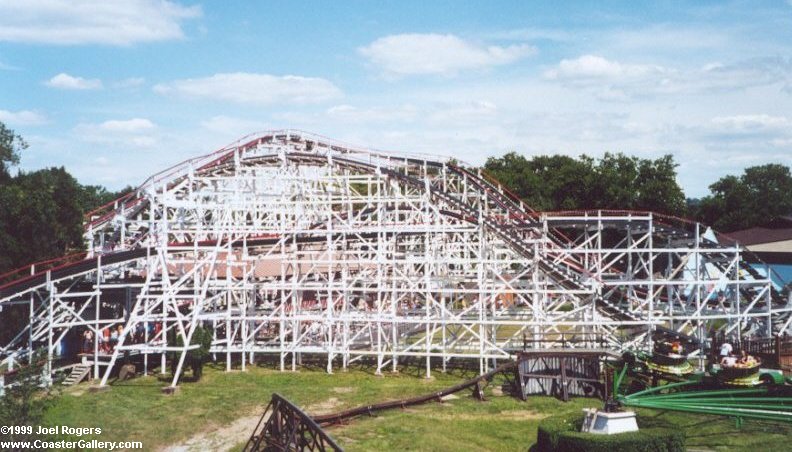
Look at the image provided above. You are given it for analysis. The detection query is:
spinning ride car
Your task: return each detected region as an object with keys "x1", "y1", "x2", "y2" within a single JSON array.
[
  {"x1": 714, "y1": 354, "x2": 763, "y2": 386},
  {"x1": 644, "y1": 339, "x2": 695, "y2": 376}
]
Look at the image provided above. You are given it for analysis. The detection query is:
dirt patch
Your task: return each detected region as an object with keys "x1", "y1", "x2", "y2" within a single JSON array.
[
  {"x1": 402, "y1": 407, "x2": 424, "y2": 414},
  {"x1": 497, "y1": 410, "x2": 547, "y2": 421},
  {"x1": 429, "y1": 409, "x2": 547, "y2": 421},
  {"x1": 66, "y1": 387, "x2": 87, "y2": 397},
  {"x1": 306, "y1": 397, "x2": 343, "y2": 415},
  {"x1": 160, "y1": 410, "x2": 265, "y2": 452},
  {"x1": 332, "y1": 387, "x2": 357, "y2": 394}
]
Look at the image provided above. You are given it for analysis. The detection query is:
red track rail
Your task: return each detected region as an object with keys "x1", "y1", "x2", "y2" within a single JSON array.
[{"x1": 0, "y1": 252, "x2": 87, "y2": 289}]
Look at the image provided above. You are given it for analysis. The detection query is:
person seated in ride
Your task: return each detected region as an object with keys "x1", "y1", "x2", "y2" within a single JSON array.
[
  {"x1": 101, "y1": 327, "x2": 111, "y2": 353},
  {"x1": 737, "y1": 350, "x2": 756, "y2": 367},
  {"x1": 135, "y1": 323, "x2": 145, "y2": 343},
  {"x1": 110, "y1": 326, "x2": 119, "y2": 349},
  {"x1": 721, "y1": 353, "x2": 737, "y2": 367}
]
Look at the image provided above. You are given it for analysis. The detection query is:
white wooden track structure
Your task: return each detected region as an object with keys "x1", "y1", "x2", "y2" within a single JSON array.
[{"x1": 0, "y1": 130, "x2": 789, "y2": 389}]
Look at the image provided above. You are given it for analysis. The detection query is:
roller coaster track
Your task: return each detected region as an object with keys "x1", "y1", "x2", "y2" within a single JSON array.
[
  {"x1": 2, "y1": 153, "x2": 609, "y2": 320},
  {"x1": 0, "y1": 130, "x2": 787, "y2": 386}
]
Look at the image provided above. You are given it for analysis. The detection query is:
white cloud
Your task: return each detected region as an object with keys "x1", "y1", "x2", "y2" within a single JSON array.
[
  {"x1": 45, "y1": 73, "x2": 102, "y2": 90},
  {"x1": 0, "y1": 109, "x2": 47, "y2": 126},
  {"x1": 668, "y1": 111, "x2": 792, "y2": 191},
  {"x1": 605, "y1": 25, "x2": 731, "y2": 53},
  {"x1": 544, "y1": 55, "x2": 663, "y2": 80},
  {"x1": 74, "y1": 118, "x2": 157, "y2": 148},
  {"x1": 694, "y1": 57, "x2": 792, "y2": 91},
  {"x1": 114, "y1": 77, "x2": 145, "y2": 88},
  {"x1": 544, "y1": 55, "x2": 792, "y2": 100},
  {"x1": 98, "y1": 118, "x2": 156, "y2": 133},
  {"x1": 154, "y1": 73, "x2": 342, "y2": 105},
  {"x1": 0, "y1": 0, "x2": 201, "y2": 46},
  {"x1": 359, "y1": 33, "x2": 536, "y2": 76},
  {"x1": 0, "y1": 59, "x2": 19, "y2": 70},
  {"x1": 710, "y1": 114, "x2": 790, "y2": 132},
  {"x1": 326, "y1": 104, "x2": 419, "y2": 123},
  {"x1": 486, "y1": 28, "x2": 574, "y2": 43},
  {"x1": 698, "y1": 114, "x2": 792, "y2": 151},
  {"x1": 427, "y1": 101, "x2": 497, "y2": 124},
  {"x1": 296, "y1": 100, "x2": 498, "y2": 125},
  {"x1": 200, "y1": 115, "x2": 268, "y2": 137}
]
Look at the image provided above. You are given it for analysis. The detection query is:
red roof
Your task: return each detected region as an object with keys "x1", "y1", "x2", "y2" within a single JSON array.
[{"x1": 720, "y1": 227, "x2": 792, "y2": 246}]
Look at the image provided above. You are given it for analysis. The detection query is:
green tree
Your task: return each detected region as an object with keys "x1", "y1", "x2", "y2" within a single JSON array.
[
  {"x1": 483, "y1": 152, "x2": 685, "y2": 215},
  {"x1": 0, "y1": 123, "x2": 134, "y2": 346},
  {"x1": 592, "y1": 153, "x2": 686, "y2": 213},
  {"x1": 0, "y1": 122, "x2": 27, "y2": 182},
  {"x1": 78, "y1": 184, "x2": 135, "y2": 214},
  {"x1": 0, "y1": 167, "x2": 84, "y2": 271},
  {"x1": 594, "y1": 153, "x2": 641, "y2": 209},
  {"x1": 634, "y1": 155, "x2": 686, "y2": 214},
  {"x1": 696, "y1": 164, "x2": 792, "y2": 231},
  {"x1": 0, "y1": 121, "x2": 133, "y2": 275}
]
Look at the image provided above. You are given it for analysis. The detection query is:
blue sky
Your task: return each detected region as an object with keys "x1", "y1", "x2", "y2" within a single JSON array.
[{"x1": 1, "y1": 1, "x2": 791, "y2": 197}]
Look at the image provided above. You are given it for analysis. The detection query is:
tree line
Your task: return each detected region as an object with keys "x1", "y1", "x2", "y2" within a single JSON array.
[
  {"x1": 1, "y1": 120, "x2": 790, "y2": 278},
  {"x1": 484, "y1": 151, "x2": 792, "y2": 232},
  {"x1": 0, "y1": 122, "x2": 130, "y2": 275}
]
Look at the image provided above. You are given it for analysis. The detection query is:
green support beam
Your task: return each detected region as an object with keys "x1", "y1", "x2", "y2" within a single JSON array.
[{"x1": 613, "y1": 363, "x2": 792, "y2": 424}]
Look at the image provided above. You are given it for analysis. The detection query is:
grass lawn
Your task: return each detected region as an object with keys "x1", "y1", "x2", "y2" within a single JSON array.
[
  {"x1": 44, "y1": 362, "x2": 463, "y2": 450},
  {"x1": 42, "y1": 361, "x2": 792, "y2": 451}
]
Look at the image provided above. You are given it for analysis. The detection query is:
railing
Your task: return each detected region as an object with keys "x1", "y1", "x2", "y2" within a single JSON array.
[
  {"x1": 522, "y1": 333, "x2": 608, "y2": 351},
  {"x1": 0, "y1": 252, "x2": 87, "y2": 289},
  {"x1": 85, "y1": 196, "x2": 145, "y2": 229},
  {"x1": 742, "y1": 337, "x2": 777, "y2": 355},
  {"x1": 83, "y1": 191, "x2": 136, "y2": 223},
  {"x1": 244, "y1": 393, "x2": 342, "y2": 452},
  {"x1": 739, "y1": 334, "x2": 792, "y2": 368}
]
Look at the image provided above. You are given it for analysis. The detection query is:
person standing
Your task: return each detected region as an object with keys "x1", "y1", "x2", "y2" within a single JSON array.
[
  {"x1": 82, "y1": 329, "x2": 93, "y2": 353},
  {"x1": 719, "y1": 341, "x2": 732, "y2": 358}
]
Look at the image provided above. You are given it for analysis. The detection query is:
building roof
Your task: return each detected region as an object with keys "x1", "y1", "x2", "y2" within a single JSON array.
[{"x1": 720, "y1": 226, "x2": 792, "y2": 246}]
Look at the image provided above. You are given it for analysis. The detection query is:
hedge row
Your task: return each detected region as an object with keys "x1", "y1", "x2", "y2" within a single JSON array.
[{"x1": 536, "y1": 412, "x2": 685, "y2": 452}]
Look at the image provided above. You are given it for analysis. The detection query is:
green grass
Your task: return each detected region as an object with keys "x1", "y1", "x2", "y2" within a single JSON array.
[
  {"x1": 327, "y1": 383, "x2": 792, "y2": 452},
  {"x1": 329, "y1": 392, "x2": 592, "y2": 451},
  {"x1": 42, "y1": 362, "x2": 792, "y2": 451},
  {"x1": 43, "y1": 362, "x2": 462, "y2": 449}
]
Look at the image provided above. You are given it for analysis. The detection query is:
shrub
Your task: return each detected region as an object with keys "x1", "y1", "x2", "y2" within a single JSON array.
[
  {"x1": 536, "y1": 412, "x2": 685, "y2": 452},
  {"x1": 167, "y1": 325, "x2": 212, "y2": 381},
  {"x1": 0, "y1": 350, "x2": 61, "y2": 442}
]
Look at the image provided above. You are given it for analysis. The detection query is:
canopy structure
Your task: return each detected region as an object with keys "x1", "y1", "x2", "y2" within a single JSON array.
[{"x1": 0, "y1": 130, "x2": 788, "y2": 388}]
